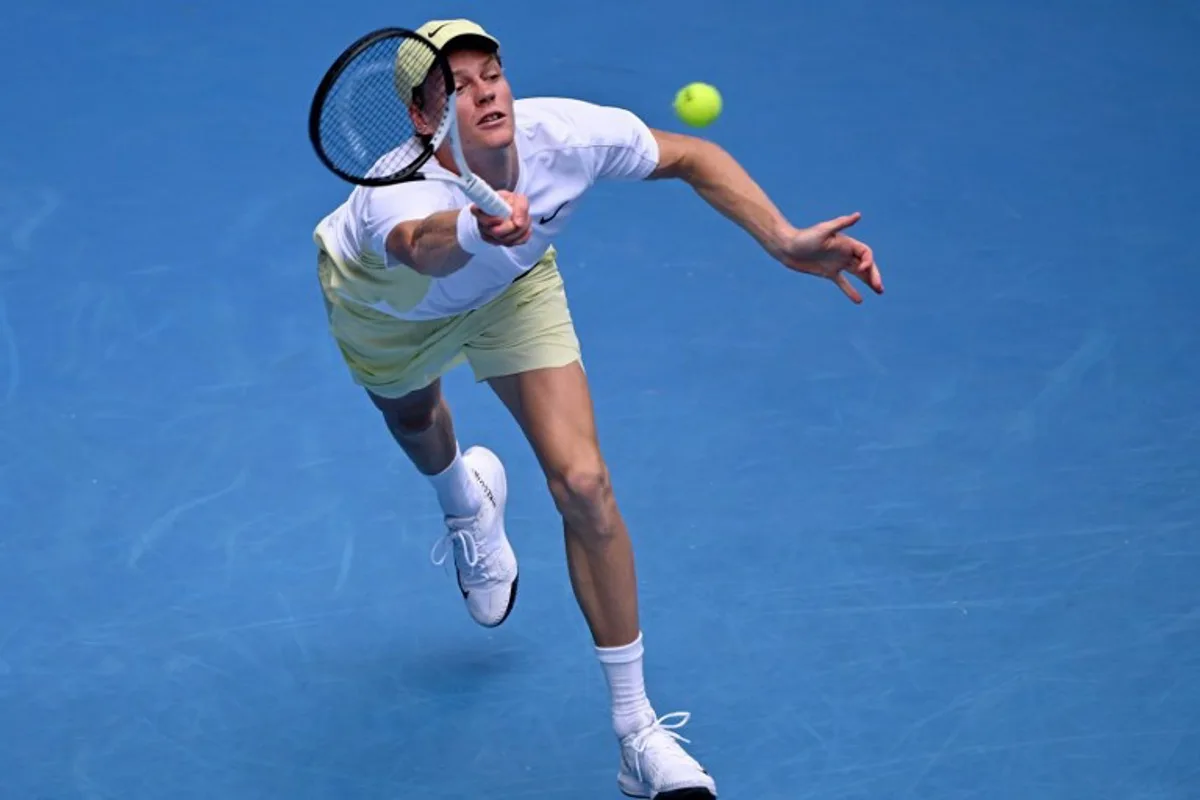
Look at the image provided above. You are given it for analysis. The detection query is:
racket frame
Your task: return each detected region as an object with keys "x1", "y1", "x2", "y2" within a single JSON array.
[{"x1": 308, "y1": 27, "x2": 512, "y2": 217}]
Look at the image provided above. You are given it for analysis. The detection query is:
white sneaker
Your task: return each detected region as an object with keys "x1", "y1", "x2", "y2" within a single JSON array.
[
  {"x1": 617, "y1": 712, "x2": 717, "y2": 799},
  {"x1": 429, "y1": 446, "x2": 519, "y2": 627}
]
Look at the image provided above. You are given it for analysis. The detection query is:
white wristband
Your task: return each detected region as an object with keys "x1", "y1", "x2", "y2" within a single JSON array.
[{"x1": 455, "y1": 205, "x2": 488, "y2": 255}]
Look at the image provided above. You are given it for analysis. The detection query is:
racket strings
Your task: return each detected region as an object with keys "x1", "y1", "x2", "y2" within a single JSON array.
[{"x1": 314, "y1": 33, "x2": 449, "y2": 182}]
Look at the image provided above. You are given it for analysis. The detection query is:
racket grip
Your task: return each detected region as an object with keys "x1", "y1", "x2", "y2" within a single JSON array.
[{"x1": 462, "y1": 175, "x2": 512, "y2": 217}]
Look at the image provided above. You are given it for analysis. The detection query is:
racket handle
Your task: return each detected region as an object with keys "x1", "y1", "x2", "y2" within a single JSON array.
[{"x1": 461, "y1": 174, "x2": 512, "y2": 218}]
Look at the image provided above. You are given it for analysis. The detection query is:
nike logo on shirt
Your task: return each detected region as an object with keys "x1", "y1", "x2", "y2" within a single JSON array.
[{"x1": 539, "y1": 201, "x2": 568, "y2": 224}]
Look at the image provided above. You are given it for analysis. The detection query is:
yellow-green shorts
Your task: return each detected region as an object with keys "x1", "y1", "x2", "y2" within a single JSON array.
[{"x1": 316, "y1": 246, "x2": 582, "y2": 399}]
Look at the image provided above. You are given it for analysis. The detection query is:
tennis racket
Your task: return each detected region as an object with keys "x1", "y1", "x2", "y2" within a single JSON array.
[{"x1": 307, "y1": 27, "x2": 512, "y2": 217}]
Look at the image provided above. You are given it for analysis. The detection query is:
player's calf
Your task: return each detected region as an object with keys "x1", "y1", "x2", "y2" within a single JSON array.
[
  {"x1": 367, "y1": 383, "x2": 519, "y2": 627},
  {"x1": 367, "y1": 382, "x2": 461, "y2": 481}
]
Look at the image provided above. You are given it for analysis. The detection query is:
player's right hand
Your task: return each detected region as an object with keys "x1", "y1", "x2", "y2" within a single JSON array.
[{"x1": 472, "y1": 191, "x2": 532, "y2": 248}]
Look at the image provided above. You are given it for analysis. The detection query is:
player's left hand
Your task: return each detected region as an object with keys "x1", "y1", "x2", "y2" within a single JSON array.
[{"x1": 774, "y1": 212, "x2": 883, "y2": 304}]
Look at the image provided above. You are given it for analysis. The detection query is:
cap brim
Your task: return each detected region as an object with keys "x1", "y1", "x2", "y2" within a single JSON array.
[
  {"x1": 395, "y1": 22, "x2": 502, "y2": 105},
  {"x1": 440, "y1": 32, "x2": 499, "y2": 54}
]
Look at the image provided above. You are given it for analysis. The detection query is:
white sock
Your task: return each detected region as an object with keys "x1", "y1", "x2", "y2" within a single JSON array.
[
  {"x1": 427, "y1": 444, "x2": 481, "y2": 518},
  {"x1": 596, "y1": 631, "x2": 655, "y2": 738}
]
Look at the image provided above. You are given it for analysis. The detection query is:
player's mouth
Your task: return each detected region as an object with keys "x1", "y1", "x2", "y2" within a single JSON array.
[{"x1": 477, "y1": 111, "x2": 506, "y2": 128}]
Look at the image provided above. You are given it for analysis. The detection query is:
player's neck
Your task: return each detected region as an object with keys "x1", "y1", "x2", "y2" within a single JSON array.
[{"x1": 436, "y1": 144, "x2": 519, "y2": 192}]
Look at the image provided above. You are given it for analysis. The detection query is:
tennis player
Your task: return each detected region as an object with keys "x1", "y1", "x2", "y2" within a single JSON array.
[{"x1": 313, "y1": 18, "x2": 882, "y2": 798}]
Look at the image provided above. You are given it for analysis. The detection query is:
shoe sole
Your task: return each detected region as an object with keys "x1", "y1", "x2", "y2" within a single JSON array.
[
  {"x1": 461, "y1": 570, "x2": 519, "y2": 628},
  {"x1": 619, "y1": 774, "x2": 716, "y2": 800},
  {"x1": 619, "y1": 788, "x2": 716, "y2": 799}
]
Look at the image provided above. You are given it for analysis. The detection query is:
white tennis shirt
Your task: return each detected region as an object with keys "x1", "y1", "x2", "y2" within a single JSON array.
[{"x1": 314, "y1": 97, "x2": 661, "y2": 321}]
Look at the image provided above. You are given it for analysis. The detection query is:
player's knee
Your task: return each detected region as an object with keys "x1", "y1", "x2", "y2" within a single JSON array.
[
  {"x1": 368, "y1": 386, "x2": 440, "y2": 437},
  {"x1": 387, "y1": 403, "x2": 437, "y2": 436},
  {"x1": 547, "y1": 456, "x2": 615, "y2": 529}
]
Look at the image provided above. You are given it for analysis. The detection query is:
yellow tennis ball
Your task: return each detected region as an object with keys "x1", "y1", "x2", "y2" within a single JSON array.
[{"x1": 673, "y1": 82, "x2": 722, "y2": 127}]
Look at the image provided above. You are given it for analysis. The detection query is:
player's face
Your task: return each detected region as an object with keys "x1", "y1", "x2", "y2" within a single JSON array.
[{"x1": 447, "y1": 48, "x2": 514, "y2": 151}]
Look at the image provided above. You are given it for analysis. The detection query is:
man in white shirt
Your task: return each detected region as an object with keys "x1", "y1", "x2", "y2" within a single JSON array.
[{"x1": 313, "y1": 18, "x2": 883, "y2": 799}]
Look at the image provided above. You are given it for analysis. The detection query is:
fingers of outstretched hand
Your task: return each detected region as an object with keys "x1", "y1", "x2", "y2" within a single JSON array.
[
  {"x1": 852, "y1": 242, "x2": 884, "y2": 295},
  {"x1": 828, "y1": 245, "x2": 883, "y2": 304},
  {"x1": 824, "y1": 239, "x2": 882, "y2": 302},
  {"x1": 863, "y1": 263, "x2": 884, "y2": 295},
  {"x1": 819, "y1": 211, "x2": 862, "y2": 235},
  {"x1": 833, "y1": 272, "x2": 863, "y2": 304}
]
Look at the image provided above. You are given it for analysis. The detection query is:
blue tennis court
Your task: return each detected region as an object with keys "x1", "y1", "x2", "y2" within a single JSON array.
[{"x1": 2, "y1": 0, "x2": 1197, "y2": 797}]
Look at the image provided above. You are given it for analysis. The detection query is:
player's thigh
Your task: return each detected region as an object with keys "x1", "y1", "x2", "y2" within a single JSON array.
[
  {"x1": 489, "y1": 361, "x2": 620, "y2": 529},
  {"x1": 487, "y1": 360, "x2": 601, "y2": 481}
]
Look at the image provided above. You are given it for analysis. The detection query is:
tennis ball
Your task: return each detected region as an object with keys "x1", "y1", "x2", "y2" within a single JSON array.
[{"x1": 673, "y1": 82, "x2": 722, "y2": 128}]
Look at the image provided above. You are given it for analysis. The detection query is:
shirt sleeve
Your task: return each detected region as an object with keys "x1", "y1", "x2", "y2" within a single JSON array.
[
  {"x1": 593, "y1": 107, "x2": 660, "y2": 180},
  {"x1": 543, "y1": 98, "x2": 661, "y2": 182}
]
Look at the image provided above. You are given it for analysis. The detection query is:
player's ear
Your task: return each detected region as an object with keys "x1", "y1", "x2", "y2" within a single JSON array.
[{"x1": 408, "y1": 91, "x2": 435, "y2": 137}]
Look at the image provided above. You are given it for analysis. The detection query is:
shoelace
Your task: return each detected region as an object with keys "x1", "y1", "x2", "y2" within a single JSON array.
[
  {"x1": 430, "y1": 520, "x2": 492, "y2": 579},
  {"x1": 626, "y1": 712, "x2": 697, "y2": 784}
]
